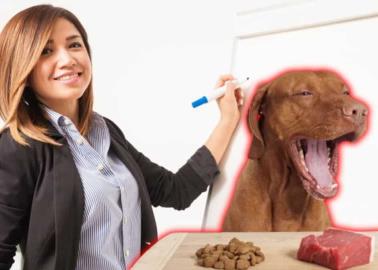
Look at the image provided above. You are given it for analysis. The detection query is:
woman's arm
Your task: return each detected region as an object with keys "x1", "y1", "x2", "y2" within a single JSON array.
[
  {"x1": 0, "y1": 131, "x2": 35, "y2": 270},
  {"x1": 106, "y1": 75, "x2": 243, "y2": 210},
  {"x1": 205, "y1": 74, "x2": 243, "y2": 164},
  {"x1": 106, "y1": 118, "x2": 219, "y2": 210}
]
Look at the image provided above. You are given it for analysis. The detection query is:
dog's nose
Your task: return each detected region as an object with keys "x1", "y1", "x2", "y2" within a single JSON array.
[{"x1": 342, "y1": 103, "x2": 368, "y2": 124}]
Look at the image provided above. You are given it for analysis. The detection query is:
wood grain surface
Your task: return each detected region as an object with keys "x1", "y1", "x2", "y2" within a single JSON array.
[{"x1": 133, "y1": 232, "x2": 378, "y2": 270}]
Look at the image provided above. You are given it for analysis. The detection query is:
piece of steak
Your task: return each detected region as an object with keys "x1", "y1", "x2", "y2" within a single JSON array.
[{"x1": 297, "y1": 228, "x2": 375, "y2": 270}]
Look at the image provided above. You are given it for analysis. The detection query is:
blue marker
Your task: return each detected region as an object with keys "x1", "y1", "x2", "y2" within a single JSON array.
[{"x1": 191, "y1": 77, "x2": 251, "y2": 108}]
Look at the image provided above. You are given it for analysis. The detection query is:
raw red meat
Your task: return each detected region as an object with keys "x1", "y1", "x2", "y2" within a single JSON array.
[{"x1": 297, "y1": 228, "x2": 375, "y2": 270}]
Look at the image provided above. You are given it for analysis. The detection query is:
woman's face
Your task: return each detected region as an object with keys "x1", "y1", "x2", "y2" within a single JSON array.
[{"x1": 29, "y1": 18, "x2": 92, "y2": 109}]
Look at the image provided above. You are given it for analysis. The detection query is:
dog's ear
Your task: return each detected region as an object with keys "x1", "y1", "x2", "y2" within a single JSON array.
[{"x1": 248, "y1": 83, "x2": 269, "y2": 159}]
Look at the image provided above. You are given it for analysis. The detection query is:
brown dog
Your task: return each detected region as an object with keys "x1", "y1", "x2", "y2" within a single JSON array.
[{"x1": 222, "y1": 70, "x2": 368, "y2": 232}]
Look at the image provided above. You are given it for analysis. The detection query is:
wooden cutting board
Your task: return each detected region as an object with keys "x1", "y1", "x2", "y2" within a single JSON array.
[{"x1": 133, "y1": 232, "x2": 378, "y2": 270}]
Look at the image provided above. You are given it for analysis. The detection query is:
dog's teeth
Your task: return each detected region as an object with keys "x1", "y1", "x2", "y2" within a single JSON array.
[
  {"x1": 300, "y1": 154, "x2": 308, "y2": 171},
  {"x1": 316, "y1": 184, "x2": 320, "y2": 189},
  {"x1": 297, "y1": 141, "x2": 301, "y2": 149},
  {"x1": 299, "y1": 149, "x2": 304, "y2": 159},
  {"x1": 331, "y1": 183, "x2": 338, "y2": 189}
]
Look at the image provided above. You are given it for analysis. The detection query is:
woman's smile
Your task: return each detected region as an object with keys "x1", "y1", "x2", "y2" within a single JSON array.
[{"x1": 53, "y1": 71, "x2": 83, "y2": 85}]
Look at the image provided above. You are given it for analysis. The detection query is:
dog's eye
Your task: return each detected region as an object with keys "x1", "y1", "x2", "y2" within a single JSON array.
[
  {"x1": 294, "y1": 90, "x2": 313, "y2": 96},
  {"x1": 342, "y1": 86, "x2": 350, "y2": 95}
]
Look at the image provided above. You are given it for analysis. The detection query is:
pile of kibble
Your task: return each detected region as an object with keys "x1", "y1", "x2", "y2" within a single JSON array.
[{"x1": 195, "y1": 237, "x2": 265, "y2": 270}]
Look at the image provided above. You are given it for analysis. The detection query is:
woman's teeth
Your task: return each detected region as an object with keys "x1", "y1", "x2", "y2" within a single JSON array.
[{"x1": 55, "y1": 73, "x2": 79, "y2": 81}]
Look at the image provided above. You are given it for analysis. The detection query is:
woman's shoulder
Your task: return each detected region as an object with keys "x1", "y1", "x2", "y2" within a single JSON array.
[
  {"x1": 0, "y1": 127, "x2": 42, "y2": 161},
  {"x1": 0, "y1": 128, "x2": 41, "y2": 201}
]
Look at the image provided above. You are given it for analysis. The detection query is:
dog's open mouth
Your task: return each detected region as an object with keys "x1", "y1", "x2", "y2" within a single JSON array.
[{"x1": 290, "y1": 132, "x2": 356, "y2": 200}]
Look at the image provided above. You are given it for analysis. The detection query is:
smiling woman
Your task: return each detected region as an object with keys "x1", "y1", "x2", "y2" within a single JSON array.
[
  {"x1": 0, "y1": 4, "x2": 243, "y2": 270},
  {"x1": 0, "y1": 5, "x2": 94, "y2": 146},
  {"x1": 28, "y1": 18, "x2": 92, "y2": 128}
]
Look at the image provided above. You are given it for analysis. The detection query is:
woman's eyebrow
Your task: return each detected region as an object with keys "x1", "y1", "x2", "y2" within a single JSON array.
[{"x1": 46, "y1": 35, "x2": 82, "y2": 44}]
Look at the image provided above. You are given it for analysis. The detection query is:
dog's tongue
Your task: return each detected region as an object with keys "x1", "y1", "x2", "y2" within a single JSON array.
[{"x1": 304, "y1": 139, "x2": 333, "y2": 187}]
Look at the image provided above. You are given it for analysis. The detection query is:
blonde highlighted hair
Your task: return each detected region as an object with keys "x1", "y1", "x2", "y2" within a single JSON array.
[{"x1": 0, "y1": 4, "x2": 93, "y2": 146}]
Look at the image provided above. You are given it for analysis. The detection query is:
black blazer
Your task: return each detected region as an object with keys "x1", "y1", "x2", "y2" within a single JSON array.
[{"x1": 0, "y1": 117, "x2": 218, "y2": 270}]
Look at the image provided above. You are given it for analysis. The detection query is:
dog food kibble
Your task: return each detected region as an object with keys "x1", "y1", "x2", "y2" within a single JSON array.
[{"x1": 195, "y1": 238, "x2": 265, "y2": 269}]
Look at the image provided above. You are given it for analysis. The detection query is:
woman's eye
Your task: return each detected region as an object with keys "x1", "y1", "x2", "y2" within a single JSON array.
[
  {"x1": 41, "y1": 48, "x2": 52, "y2": 55},
  {"x1": 343, "y1": 91, "x2": 350, "y2": 95},
  {"x1": 70, "y1": 42, "x2": 82, "y2": 48}
]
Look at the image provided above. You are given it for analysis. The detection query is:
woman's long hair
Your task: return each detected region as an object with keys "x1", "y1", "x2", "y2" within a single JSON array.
[{"x1": 0, "y1": 4, "x2": 94, "y2": 146}]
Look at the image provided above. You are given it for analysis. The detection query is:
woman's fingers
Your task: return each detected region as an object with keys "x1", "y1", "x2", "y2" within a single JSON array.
[
  {"x1": 235, "y1": 88, "x2": 244, "y2": 106},
  {"x1": 214, "y1": 74, "x2": 236, "y2": 89},
  {"x1": 224, "y1": 81, "x2": 242, "y2": 105}
]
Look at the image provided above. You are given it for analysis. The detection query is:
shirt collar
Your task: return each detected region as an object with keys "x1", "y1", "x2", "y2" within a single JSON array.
[
  {"x1": 40, "y1": 105, "x2": 105, "y2": 142},
  {"x1": 41, "y1": 104, "x2": 75, "y2": 136}
]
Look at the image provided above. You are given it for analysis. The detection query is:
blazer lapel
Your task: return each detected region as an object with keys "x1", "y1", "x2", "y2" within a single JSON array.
[
  {"x1": 52, "y1": 137, "x2": 84, "y2": 269},
  {"x1": 106, "y1": 121, "x2": 158, "y2": 245},
  {"x1": 108, "y1": 132, "x2": 149, "y2": 198}
]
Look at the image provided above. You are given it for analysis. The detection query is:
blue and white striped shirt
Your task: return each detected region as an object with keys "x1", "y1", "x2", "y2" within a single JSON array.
[{"x1": 43, "y1": 106, "x2": 141, "y2": 270}]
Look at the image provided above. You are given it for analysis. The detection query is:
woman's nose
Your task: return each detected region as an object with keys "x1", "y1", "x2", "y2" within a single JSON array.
[{"x1": 56, "y1": 49, "x2": 76, "y2": 67}]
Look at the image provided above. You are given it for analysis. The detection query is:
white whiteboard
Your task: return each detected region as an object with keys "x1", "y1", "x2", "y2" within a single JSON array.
[{"x1": 204, "y1": 0, "x2": 378, "y2": 230}]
